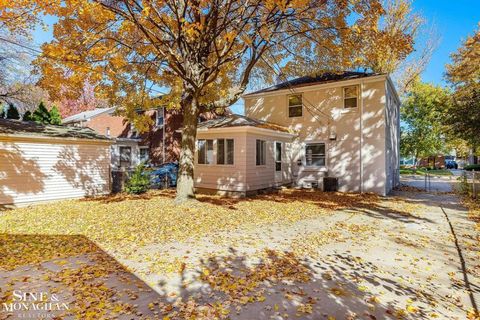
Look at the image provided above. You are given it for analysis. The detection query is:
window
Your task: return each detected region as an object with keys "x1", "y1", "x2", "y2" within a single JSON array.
[
  {"x1": 217, "y1": 139, "x2": 234, "y2": 165},
  {"x1": 343, "y1": 85, "x2": 358, "y2": 109},
  {"x1": 156, "y1": 108, "x2": 164, "y2": 127},
  {"x1": 139, "y1": 147, "x2": 149, "y2": 163},
  {"x1": 305, "y1": 143, "x2": 325, "y2": 167},
  {"x1": 275, "y1": 142, "x2": 282, "y2": 171},
  {"x1": 288, "y1": 94, "x2": 303, "y2": 117},
  {"x1": 256, "y1": 139, "x2": 266, "y2": 166},
  {"x1": 198, "y1": 139, "x2": 213, "y2": 164},
  {"x1": 119, "y1": 146, "x2": 132, "y2": 167}
]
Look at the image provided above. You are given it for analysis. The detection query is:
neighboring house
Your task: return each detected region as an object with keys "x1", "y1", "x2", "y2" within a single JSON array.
[
  {"x1": 63, "y1": 107, "x2": 143, "y2": 170},
  {"x1": 64, "y1": 106, "x2": 220, "y2": 170},
  {"x1": 232, "y1": 71, "x2": 401, "y2": 196},
  {"x1": 0, "y1": 119, "x2": 112, "y2": 207}
]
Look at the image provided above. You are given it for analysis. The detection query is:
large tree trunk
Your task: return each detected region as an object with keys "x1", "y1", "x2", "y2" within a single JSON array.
[{"x1": 175, "y1": 92, "x2": 199, "y2": 203}]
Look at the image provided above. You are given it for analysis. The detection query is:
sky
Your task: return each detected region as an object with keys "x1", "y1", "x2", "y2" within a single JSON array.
[{"x1": 32, "y1": 2, "x2": 480, "y2": 115}]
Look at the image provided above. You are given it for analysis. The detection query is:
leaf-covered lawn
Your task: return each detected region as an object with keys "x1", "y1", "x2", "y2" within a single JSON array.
[
  {"x1": 1, "y1": 189, "x2": 478, "y2": 320},
  {"x1": 0, "y1": 190, "x2": 379, "y2": 269}
]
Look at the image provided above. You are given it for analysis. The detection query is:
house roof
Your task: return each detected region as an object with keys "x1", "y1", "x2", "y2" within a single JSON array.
[
  {"x1": 0, "y1": 119, "x2": 112, "y2": 141},
  {"x1": 62, "y1": 107, "x2": 116, "y2": 124},
  {"x1": 244, "y1": 71, "x2": 383, "y2": 96},
  {"x1": 197, "y1": 114, "x2": 291, "y2": 133}
]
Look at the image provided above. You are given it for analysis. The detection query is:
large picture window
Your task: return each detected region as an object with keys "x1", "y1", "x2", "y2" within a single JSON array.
[
  {"x1": 288, "y1": 94, "x2": 303, "y2": 117},
  {"x1": 217, "y1": 139, "x2": 234, "y2": 165},
  {"x1": 343, "y1": 86, "x2": 358, "y2": 109},
  {"x1": 256, "y1": 140, "x2": 266, "y2": 165},
  {"x1": 198, "y1": 139, "x2": 213, "y2": 164},
  {"x1": 305, "y1": 143, "x2": 325, "y2": 167}
]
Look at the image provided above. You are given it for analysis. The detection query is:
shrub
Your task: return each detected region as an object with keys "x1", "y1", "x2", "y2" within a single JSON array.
[
  {"x1": 464, "y1": 164, "x2": 480, "y2": 171},
  {"x1": 124, "y1": 164, "x2": 150, "y2": 194}
]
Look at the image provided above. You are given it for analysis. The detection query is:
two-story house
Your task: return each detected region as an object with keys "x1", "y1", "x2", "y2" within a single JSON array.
[
  {"x1": 63, "y1": 105, "x2": 222, "y2": 170},
  {"x1": 63, "y1": 107, "x2": 173, "y2": 169},
  {"x1": 193, "y1": 72, "x2": 400, "y2": 196}
]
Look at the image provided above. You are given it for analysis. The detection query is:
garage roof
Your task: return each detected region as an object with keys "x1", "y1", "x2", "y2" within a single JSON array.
[{"x1": 0, "y1": 119, "x2": 112, "y2": 141}]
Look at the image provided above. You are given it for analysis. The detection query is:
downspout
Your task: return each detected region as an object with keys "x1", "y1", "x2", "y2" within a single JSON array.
[
  {"x1": 162, "y1": 107, "x2": 166, "y2": 164},
  {"x1": 360, "y1": 81, "x2": 364, "y2": 193}
]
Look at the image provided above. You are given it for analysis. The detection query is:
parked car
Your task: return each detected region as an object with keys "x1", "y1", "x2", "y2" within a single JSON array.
[
  {"x1": 148, "y1": 162, "x2": 178, "y2": 188},
  {"x1": 445, "y1": 160, "x2": 458, "y2": 169}
]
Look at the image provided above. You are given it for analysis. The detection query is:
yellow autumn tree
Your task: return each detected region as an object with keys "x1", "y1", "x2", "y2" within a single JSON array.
[{"x1": 3, "y1": 0, "x2": 415, "y2": 202}]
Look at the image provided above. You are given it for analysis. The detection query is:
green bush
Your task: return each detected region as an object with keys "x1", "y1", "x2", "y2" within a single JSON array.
[
  {"x1": 124, "y1": 164, "x2": 150, "y2": 194},
  {"x1": 464, "y1": 164, "x2": 480, "y2": 171}
]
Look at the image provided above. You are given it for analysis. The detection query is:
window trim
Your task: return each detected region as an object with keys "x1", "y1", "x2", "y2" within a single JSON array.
[
  {"x1": 343, "y1": 85, "x2": 359, "y2": 109},
  {"x1": 304, "y1": 142, "x2": 326, "y2": 168},
  {"x1": 139, "y1": 146, "x2": 149, "y2": 163},
  {"x1": 275, "y1": 141, "x2": 282, "y2": 172},
  {"x1": 197, "y1": 139, "x2": 214, "y2": 165},
  {"x1": 287, "y1": 94, "x2": 303, "y2": 118},
  {"x1": 216, "y1": 138, "x2": 235, "y2": 166},
  {"x1": 256, "y1": 139, "x2": 267, "y2": 166},
  {"x1": 156, "y1": 107, "x2": 164, "y2": 127},
  {"x1": 119, "y1": 146, "x2": 132, "y2": 168}
]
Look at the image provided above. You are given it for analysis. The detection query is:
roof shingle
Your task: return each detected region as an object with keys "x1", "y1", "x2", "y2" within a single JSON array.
[
  {"x1": 0, "y1": 119, "x2": 112, "y2": 141},
  {"x1": 244, "y1": 71, "x2": 382, "y2": 96}
]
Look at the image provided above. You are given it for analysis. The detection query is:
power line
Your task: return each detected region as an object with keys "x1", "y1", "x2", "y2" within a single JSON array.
[{"x1": 263, "y1": 53, "x2": 334, "y2": 123}]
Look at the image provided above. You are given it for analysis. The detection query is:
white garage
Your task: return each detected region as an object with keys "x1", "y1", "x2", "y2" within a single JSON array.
[{"x1": 0, "y1": 119, "x2": 113, "y2": 208}]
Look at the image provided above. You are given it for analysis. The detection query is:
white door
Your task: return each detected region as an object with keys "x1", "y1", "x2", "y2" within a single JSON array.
[{"x1": 275, "y1": 141, "x2": 283, "y2": 183}]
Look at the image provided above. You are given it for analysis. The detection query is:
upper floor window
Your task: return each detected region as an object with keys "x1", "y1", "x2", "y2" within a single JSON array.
[
  {"x1": 288, "y1": 94, "x2": 303, "y2": 117},
  {"x1": 305, "y1": 143, "x2": 325, "y2": 167},
  {"x1": 198, "y1": 139, "x2": 213, "y2": 164},
  {"x1": 343, "y1": 85, "x2": 359, "y2": 109},
  {"x1": 256, "y1": 139, "x2": 266, "y2": 165},
  {"x1": 217, "y1": 139, "x2": 234, "y2": 165},
  {"x1": 156, "y1": 108, "x2": 164, "y2": 127}
]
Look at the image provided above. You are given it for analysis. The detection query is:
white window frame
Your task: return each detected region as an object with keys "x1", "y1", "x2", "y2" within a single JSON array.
[
  {"x1": 256, "y1": 139, "x2": 266, "y2": 166},
  {"x1": 139, "y1": 147, "x2": 149, "y2": 163},
  {"x1": 216, "y1": 138, "x2": 234, "y2": 165},
  {"x1": 197, "y1": 139, "x2": 214, "y2": 165},
  {"x1": 304, "y1": 142, "x2": 326, "y2": 168},
  {"x1": 119, "y1": 146, "x2": 132, "y2": 168},
  {"x1": 343, "y1": 85, "x2": 359, "y2": 109},
  {"x1": 288, "y1": 94, "x2": 303, "y2": 118},
  {"x1": 156, "y1": 107, "x2": 164, "y2": 127},
  {"x1": 275, "y1": 141, "x2": 282, "y2": 172}
]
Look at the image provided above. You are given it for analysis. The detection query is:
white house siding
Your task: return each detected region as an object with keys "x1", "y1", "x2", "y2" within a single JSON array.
[
  {"x1": 194, "y1": 128, "x2": 293, "y2": 194},
  {"x1": 0, "y1": 136, "x2": 111, "y2": 207},
  {"x1": 194, "y1": 131, "x2": 248, "y2": 192},
  {"x1": 385, "y1": 81, "x2": 401, "y2": 193},
  {"x1": 244, "y1": 132, "x2": 293, "y2": 191},
  {"x1": 244, "y1": 76, "x2": 399, "y2": 195}
]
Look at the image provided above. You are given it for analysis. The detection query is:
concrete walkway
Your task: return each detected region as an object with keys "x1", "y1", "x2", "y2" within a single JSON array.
[{"x1": 1, "y1": 186, "x2": 478, "y2": 319}]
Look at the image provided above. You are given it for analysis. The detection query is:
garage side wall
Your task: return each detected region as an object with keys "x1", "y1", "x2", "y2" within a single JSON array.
[{"x1": 0, "y1": 137, "x2": 111, "y2": 206}]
